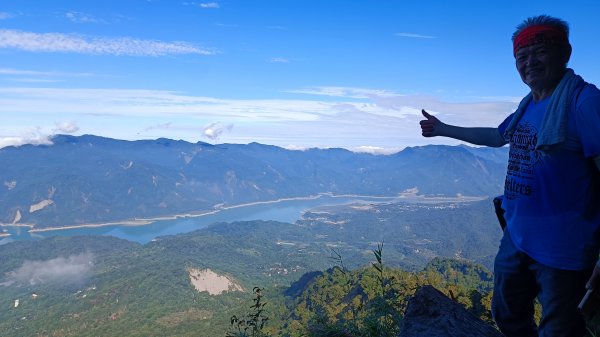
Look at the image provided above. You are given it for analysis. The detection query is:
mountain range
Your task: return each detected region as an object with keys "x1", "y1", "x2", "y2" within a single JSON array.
[{"x1": 0, "y1": 135, "x2": 508, "y2": 228}]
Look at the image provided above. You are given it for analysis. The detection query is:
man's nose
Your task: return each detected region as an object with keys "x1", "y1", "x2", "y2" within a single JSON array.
[{"x1": 525, "y1": 54, "x2": 538, "y2": 67}]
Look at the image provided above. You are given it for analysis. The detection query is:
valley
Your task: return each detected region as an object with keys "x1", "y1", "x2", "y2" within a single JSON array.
[{"x1": 0, "y1": 137, "x2": 509, "y2": 336}]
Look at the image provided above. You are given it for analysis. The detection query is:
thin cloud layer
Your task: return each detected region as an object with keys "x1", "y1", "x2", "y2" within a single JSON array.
[
  {"x1": 0, "y1": 29, "x2": 216, "y2": 56},
  {"x1": 0, "y1": 85, "x2": 519, "y2": 150},
  {"x1": 269, "y1": 57, "x2": 289, "y2": 63},
  {"x1": 289, "y1": 86, "x2": 519, "y2": 125},
  {"x1": 6, "y1": 253, "x2": 93, "y2": 286},
  {"x1": 0, "y1": 87, "x2": 325, "y2": 120},
  {"x1": 0, "y1": 67, "x2": 97, "y2": 77},
  {"x1": 143, "y1": 122, "x2": 173, "y2": 132},
  {"x1": 200, "y1": 2, "x2": 220, "y2": 8},
  {"x1": 0, "y1": 12, "x2": 13, "y2": 20},
  {"x1": 65, "y1": 11, "x2": 104, "y2": 24},
  {"x1": 11, "y1": 78, "x2": 59, "y2": 83},
  {"x1": 395, "y1": 32, "x2": 436, "y2": 39},
  {"x1": 288, "y1": 86, "x2": 398, "y2": 99}
]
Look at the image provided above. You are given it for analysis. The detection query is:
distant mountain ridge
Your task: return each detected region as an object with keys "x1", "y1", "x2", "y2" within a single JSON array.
[{"x1": 0, "y1": 135, "x2": 508, "y2": 228}]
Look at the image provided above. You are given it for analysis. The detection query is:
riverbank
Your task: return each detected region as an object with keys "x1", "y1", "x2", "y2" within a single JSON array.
[
  {"x1": 25, "y1": 194, "x2": 329, "y2": 233},
  {"x1": 4, "y1": 193, "x2": 487, "y2": 234}
]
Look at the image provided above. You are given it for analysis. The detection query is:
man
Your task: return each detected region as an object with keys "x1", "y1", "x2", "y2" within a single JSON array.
[{"x1": 420, "y1": 15, "x2": 600, "y2": 337}]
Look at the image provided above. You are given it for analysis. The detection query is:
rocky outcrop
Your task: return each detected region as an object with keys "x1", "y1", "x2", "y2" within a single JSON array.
[{"x1": 400, "y1": 285, "x2": 504, "y2": 337}]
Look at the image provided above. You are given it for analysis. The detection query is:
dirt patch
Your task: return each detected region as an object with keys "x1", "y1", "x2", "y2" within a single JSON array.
[
  {"x1": 188, "y1": 268, "x2": 244, "y2": 295},
  {"x1": 29, "y1": 199, "x2": 54, "y2": 213}
]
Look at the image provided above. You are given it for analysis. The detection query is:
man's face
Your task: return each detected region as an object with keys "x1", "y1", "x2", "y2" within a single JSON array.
[{"x1": 515, "y1": 43, "x2": 569, "y2": 92}]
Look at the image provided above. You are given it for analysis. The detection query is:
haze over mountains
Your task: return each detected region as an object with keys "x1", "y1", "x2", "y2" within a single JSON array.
[{"x1": 0, "y1": 135, "x2": 508, "y2": 229}]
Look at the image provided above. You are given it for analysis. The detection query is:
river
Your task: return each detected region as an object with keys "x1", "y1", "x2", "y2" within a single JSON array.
[{"x1": 0, "y1": 194, "x2": 415, "y2": 245}]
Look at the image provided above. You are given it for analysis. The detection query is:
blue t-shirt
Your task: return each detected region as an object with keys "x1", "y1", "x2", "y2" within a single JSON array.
[{"x1": 498, "y1": 83, "x2": 600, "y2": 270}]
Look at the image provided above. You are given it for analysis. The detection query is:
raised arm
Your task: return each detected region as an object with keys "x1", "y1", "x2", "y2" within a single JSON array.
[{"x1": 420, "y1": 109, "x2": 507, "y2": 147}]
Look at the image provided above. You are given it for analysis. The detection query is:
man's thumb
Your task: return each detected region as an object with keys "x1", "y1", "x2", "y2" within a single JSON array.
[{"x1": 422, "y1": 109, "x2": 432, "y2": 119}]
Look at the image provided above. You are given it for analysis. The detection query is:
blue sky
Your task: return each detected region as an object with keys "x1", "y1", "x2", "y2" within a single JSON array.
[{"x1": 1, "y1": 1, "x2": 599, "y2": 153}]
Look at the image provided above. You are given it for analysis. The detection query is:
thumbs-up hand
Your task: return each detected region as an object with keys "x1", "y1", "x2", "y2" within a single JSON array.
[{"x1": 419, "y1": 109, "x2": 442, "y2": 137}]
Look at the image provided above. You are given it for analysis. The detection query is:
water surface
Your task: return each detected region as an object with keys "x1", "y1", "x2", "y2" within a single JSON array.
[{"x1": 1, "y1": 195, "x2": 405, "y2": 244}]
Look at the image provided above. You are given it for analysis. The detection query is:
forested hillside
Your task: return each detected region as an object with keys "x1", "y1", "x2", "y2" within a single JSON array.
[
  {"x1": 0, "y1": 234, "x2": 497, "y2": 337},
  {"x1": 0, "y1": 198, "x2": 503, "y2": 337}
]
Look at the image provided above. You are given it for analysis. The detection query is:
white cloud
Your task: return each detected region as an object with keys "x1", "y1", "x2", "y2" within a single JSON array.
[
  {"x1": 6, "y1": 253, "x2": 93, "y2": 286},
  {"x1": 0, "y1": 122, "x2": 78, "y2": 149},
  {"x1": 0, "y1": 29, "x2": 217, "y2": 56},
  {"x1": 0, "y1": 12, "x2": 13, "y2": 20},
  {"x1": 200, "y1": 2, "x2": 220, "y2": 8},
  {"x1": 350, "y1": 145, "x2": 401, "y2": 155},
  {"x1": 269, "y1": 57, "x2": 289, "y2": 63},
  {"x1": 54, "y1": 121, "x2": 79, "y2": 133},
  {"x1": 395, "y1": 32, "x2": 436, "y2": 39},
  {"x1": 283, "y1": 144, "x2": 308, "y2": 151},
  {"x1": 65, "y1": 11, "x2": 104, "y2": 24},
  {"x1": 0, "y1": 127, "x2": 53, "y2": 149},
  {"x1": 203, "y1": 122, "x2": 233, "y2": 140}
]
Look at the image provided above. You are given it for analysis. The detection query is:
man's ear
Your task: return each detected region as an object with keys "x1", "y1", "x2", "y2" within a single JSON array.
[{"x1": 564, "y1": 43, "x2": 572, "y2": 65}]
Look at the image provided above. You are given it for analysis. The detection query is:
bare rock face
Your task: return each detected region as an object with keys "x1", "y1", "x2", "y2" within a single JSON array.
[
  {"x1": 400, "y1": 285, "x2": 504, "y2": 337},
  {"x1": 187, "y1": 268, "x2": 244, "y2": 295}
]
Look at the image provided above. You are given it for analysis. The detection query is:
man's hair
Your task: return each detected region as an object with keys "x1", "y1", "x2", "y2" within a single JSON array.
[{"x1": 512, "y1": 15, "x2": 569, "y2": 42}]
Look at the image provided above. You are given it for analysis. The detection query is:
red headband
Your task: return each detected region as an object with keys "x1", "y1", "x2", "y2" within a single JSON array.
[{"x1": 513, "y1": 25, "x2": 568, "y2": 55}]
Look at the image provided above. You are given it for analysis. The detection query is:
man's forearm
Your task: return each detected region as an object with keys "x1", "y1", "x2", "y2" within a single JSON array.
[{"x1": 439, "y1": 124, "x2": 506, "y2": 147}]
